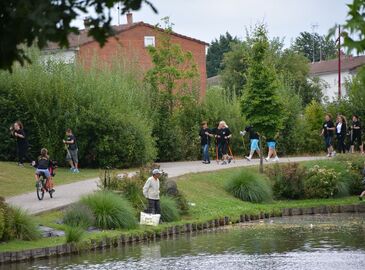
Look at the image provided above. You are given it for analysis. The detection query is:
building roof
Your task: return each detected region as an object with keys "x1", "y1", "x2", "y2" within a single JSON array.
[
  {"x1": 44, "y1": 22, "x2": 209, "y2": 51},
  {"x1": 309, "y1": 55, "x2": 365, "y2": 75}
]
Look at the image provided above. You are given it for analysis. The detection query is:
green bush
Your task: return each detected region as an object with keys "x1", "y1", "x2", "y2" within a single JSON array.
[
  {"x1": 65, "y1": 226, "x2": 84, "y2": 244},
  {"x1": 266, "y1": 163, "x2": 306, "y2": 199},
  {"x1": 118, "y1": 177, "x2": 146, "y2": 212},
  {"x1": 304, "y1": 165, "x2": 349, "y2": 198},
  {"x1": 0, "y1": 198, "x2": 5, "y2": 240},
  {"x1": 4, "y1": 207, "x2": 41, "y2": 241},
  {"x1": 81, "y1": 191, "x2": 137, "y2": 230},
  {"x1": 225, "y1": 170, "x2": 272, "y2": 203},
  {"x1": 160, "y1": 196, "x2": 180, "y2": 222},
  {"x1": 63, "y1": 203, "x2": 95, "y2": 229}
]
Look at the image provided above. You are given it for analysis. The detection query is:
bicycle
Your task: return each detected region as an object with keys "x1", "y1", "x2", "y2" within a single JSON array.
[
  {"x1": 36, "y1": 173, "x2": 54, "y2": 200},
  {"x1": 35, "y1": 160, "x2": 57, "y2": 201}
]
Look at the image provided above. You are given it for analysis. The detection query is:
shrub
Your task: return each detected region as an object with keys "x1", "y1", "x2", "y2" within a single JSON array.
[
  {"x1": 65, "y1": 226, "x2": 84, "y2": 244},
  {"x1": 160, "y1": 196, "x2": 180, "y2": 222},
  {"x1": 81, "y1": 191, "x2": 137, "y2": 230},
  {"x1": 0, "y1": 198, "x2": 5, "y2": 240},
  {"x1": 63, "y1": 203, "x2": 95, "y2": 229},
  {"x1": 4, "y1": 207, "x2": 41, "y2": 241},
  {"x1": 304, "y1": 165, "x2": 349, "y2": 198},
  {"x1": 225, "y1": 170, "x2": 272, "y2": 203},
  {"x1": 265, "y1": 163, "x2": 306, "y2": 199},
  {"x1": 118, "y1": 177, "x2": 146, "y2": 212}
]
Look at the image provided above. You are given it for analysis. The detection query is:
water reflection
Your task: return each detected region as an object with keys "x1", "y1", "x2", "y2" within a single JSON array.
[{"x1": 3, "y1": 213, "x2": 365, "y2": 270}]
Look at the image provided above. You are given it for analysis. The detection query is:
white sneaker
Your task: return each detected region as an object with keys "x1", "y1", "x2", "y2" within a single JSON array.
[
  {"x1": 326, "y1": 153, "x2": 331, "y2": 157},
  {"x1": 332, "y1": 151, "x2": 336, "y2": 157},
  {"x1": 273, "y1": 156, "x2": 279, "y2": 162},
  {"x1": 265, "y1": 158, "x2": 270, "y2": 162},
  {"x1": 245, "y1": 156, "x2": 251, "y2": 161}
]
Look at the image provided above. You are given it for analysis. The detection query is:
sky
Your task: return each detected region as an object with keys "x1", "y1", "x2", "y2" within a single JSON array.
[{"x1": 73, "y1": 0, "x2": 352, "y2": 47}]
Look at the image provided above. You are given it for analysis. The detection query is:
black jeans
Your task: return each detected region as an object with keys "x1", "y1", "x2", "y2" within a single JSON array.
[
  {"x1": 17, "y1": 143, "x2": 31, "y2": 164},
  {"x1": 336, "y1": 134, "x2": 346, "y2": 153},
  {"x1": 147, "y1": 199, "x2": 161, "y2": 214}
]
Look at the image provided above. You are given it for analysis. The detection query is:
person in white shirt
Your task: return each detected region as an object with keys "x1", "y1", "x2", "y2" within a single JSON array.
[{"x1": 143, "y1": 169, "x2": 161, "y2": 214}]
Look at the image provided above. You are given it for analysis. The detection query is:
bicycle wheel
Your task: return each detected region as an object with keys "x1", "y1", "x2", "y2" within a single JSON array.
[{"x1": 36, "y1": 177, "x2": 45, "y2": 200}]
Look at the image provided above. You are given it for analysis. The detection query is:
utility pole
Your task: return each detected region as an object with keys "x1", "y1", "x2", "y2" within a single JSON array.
[
  {"x1": 337, "y1": 25, "x2": 341, "y2": 99},
  {"x1": 311, "y1": 23, "x2": 319, "y2": 63}
]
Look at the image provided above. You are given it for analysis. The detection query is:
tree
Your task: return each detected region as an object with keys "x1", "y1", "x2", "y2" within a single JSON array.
[
  {"x1": 0, "y1": 0, "x2": 157, "y2": 71},
  {"x1": 206, "y1": 32, "x2": 239, "y2": 78},
  {"x1": 341, "y1": 0, "x2": 365, "y2": 53},
  {"x1": 144, "y1": 17, "x2": 199, "y2": 161},
  {"x1": 292, "y1": 32, "x2": 337, "y2": 62},
  {"x1": 220, "y1": 42, "x2": 249, "y2": 98},
  {"x1": 241, "y1": 25, "x2": 285, "y2": 173}
]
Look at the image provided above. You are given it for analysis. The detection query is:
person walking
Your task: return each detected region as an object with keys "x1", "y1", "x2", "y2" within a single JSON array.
[
  {"x1": 11, "y1": 121, "x2": 32, "y2": 166},
  {"x1": 335, "y1": 115, "x2": 347, "y2": 154},
  {"x1": 320, "y1": 114, "x2": 336, "y2": 157},
  {"x1": 143, "y1": 169, "x2": 161, "y2": 214},
  {"x1": 199, "y1": 121, "x2": 213, "y2": 164},
  {"x1": 350, "y1": 115, "x2": 363, "y2": 154},
  {"x1": 63, "y1": 128, "x2": 79, "y2": 173},
  {"x1": 240, "y1": 125, "x2": 260, "y2": 161},
  {"x1": 215, "y1": 121, "x2": 232, "y2": 165},
  {"x1": 265, "y1": 133, "x2": 280, "y2": 162}
]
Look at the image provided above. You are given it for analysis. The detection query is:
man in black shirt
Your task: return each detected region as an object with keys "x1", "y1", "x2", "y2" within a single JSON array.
[
  {"x1": 320, "y1": 114, "x2": 336, "y2": 157},
  {"x1": 350, "y1": 115, "x2": 363, "y2": 154},
  {"x1": 199, "y1": 121, "x2": 213, "y2": 164},
  {"x1": 63, "y1": 128, "x2": 79, "y2": 173}
]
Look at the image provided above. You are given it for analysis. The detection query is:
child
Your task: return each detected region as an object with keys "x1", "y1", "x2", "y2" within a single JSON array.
[
  {"x1": 265, "y1": 133, "x2": 279, "y2": 162},
  {"x1": 240, "y1": 126, "x2": 260, "y2": 161},
  {"x1": 63, "y1": 128, "x2": 79, "y2": 173},
  {"x1": 199, "y1": 121, "x2": 213, "y2": 164},
  {"x1": 34, "y1": 148, "x2": 55, "y2": 193}
]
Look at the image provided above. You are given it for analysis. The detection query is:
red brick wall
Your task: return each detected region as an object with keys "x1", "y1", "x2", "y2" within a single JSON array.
[{"x1": 77, "y1": 25, "x2": 207, "y2": 97}]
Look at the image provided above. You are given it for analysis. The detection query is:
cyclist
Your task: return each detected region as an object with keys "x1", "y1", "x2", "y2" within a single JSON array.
[{"x1": 34, "y1": 148, "x2": 55, "y2": 194}]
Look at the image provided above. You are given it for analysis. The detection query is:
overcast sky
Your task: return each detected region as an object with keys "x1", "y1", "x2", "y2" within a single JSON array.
[{"x1": 73, "y1": 0, "x2": 352, "y2": 47}]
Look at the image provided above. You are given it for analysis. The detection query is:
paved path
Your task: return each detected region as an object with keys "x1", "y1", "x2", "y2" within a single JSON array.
[{"x1": 6, "y1": 156, "x2": 325, "y2": 214}]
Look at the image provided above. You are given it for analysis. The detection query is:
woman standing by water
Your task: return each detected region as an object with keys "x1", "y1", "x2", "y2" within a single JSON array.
[
  {"x1": 335, "y1": 115, "x2": 347, "y2": 154},
  {"x1": 11, "y1": 121, "x2": 31, "y2": 166}
]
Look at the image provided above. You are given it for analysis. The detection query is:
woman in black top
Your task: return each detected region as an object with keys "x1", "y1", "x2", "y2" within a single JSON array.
[
  {"x1": 216, "y1": 121, "x2": 232, "y2": 165},
  {"x1": 350, "y1": 115, "x2": 363, "y2": 154},
  {"x1": 335, "y1": 115, "x2": 347, "y2": 154},
  {"x1": 12, "y1": 121, "x2": 31, "y2": 166}
]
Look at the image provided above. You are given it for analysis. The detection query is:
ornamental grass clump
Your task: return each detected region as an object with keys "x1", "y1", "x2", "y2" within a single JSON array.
[
  {"x1": 81, "y1": 191, "x2": 137, "y2": 230},
  {"x1": 5, "y1": 206, "x2": 41, "y2": 241},
  {"x1": 225, "y1": 170, "x2": 272, "y2": 203},
  {"x1": 63, "y1": 203, "x2": 95, "y2": 229},
  {"x1": 65, "y1": 226, "x2": 84, "y2": 244},
  {"x1": 160, "y1": 196, "x2": 181, "y2": 222}
]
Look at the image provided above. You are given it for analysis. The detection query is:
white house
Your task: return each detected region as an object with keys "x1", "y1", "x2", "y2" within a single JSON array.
[{"x1": 309, "y1": 55, "x2": 365, "y2": 101}]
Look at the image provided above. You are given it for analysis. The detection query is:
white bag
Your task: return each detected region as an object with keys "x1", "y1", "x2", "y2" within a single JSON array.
[{"x1": 140, "y1": 212, "x2": 160, "y2": 226}]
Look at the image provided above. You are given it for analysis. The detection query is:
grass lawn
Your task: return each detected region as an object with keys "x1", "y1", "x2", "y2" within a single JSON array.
[
  {"x1": 0, "y1": 159, "x2": 362, "y2": 253},
  {"x1": 0, "y1": 162, "x2": 99, "y2": 197}
]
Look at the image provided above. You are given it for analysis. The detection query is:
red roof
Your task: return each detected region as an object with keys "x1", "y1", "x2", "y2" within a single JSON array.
[
  {"x1": 45, "y1": 22, "x2": 208, "y2": 50},
  {"x1": 309, "y1": 55, "x2": 365, "y2": 75}
]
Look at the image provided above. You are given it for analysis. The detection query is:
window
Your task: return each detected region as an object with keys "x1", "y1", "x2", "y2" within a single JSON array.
[{"x1": 144, "y1": 36, "x2": 155, "y2": 47}]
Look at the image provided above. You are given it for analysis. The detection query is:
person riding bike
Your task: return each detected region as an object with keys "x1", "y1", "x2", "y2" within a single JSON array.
[{"x1": 34, "y1": 148, "x2": 55, "y2": 194}]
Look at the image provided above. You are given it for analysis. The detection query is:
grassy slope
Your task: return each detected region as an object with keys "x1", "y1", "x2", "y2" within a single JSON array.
[
  {"x1": 0, "y1": 160, "x2": 362, "y2": 252},
  {"x1": 0, "y1": 162, "x2": 100, "y2": 197}
]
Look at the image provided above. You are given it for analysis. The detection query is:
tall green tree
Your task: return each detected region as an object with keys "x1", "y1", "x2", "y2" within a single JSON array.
[
  {"x1": 145, "y1": 17, "x2": 199, "y2": 161},
  {"x1": 0, "y1": 0, "x2": 157, "y2": 71},
  {"x1": 241, "y1": 25, "x2": 284, "y2": 172},
  {"x1": 206, "y1": 32, "x2": 239, "y2": 78},
  {"x1": 220, "y1": 42, "x2": 250, "y2": 98},
  {"x1": 292, "y1": 32, "x2": 337, "y2": 62}
]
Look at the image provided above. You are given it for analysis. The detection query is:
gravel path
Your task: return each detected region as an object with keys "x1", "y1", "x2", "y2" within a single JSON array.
[{"x1": 6, "y1": 156, "x2": 325, "y2": 214}]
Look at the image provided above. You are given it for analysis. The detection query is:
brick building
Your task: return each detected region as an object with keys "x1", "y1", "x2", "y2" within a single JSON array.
[{"x1": 43, "y1": 14, "x2": 208, "y2": 96}]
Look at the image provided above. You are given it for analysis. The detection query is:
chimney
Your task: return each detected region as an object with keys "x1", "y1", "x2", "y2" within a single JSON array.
[
  {"x1": 84, "y1": 17, "x2": 91, "y2": 30},
  {"x1": 126, "y1": 13, "x2": 133, "y2": 25}
]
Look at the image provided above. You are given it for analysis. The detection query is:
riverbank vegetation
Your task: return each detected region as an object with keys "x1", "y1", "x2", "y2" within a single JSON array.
[{"x1": 0, "y1": 157, "x2": 364, "y2": 253}]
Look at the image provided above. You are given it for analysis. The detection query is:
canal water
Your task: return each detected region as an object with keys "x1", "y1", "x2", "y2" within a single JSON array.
[{"x1": 4, "y1": 213, "x2": 365, "y2": 270}]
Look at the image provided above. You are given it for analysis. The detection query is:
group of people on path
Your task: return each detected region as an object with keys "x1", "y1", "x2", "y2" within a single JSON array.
[
  {"x1": 199, "y1": 120, "x2": 279, "y2": 165},
  {"x1": 321, "y1": 114, "x2": 364, "y2": 157},
  {"x1": 10, "y1": 121, "x2": 80, "y2": 192}
]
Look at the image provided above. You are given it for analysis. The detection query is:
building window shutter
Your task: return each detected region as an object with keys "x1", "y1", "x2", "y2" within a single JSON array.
[{"x1": 144, "y1": 36, "x2": 155, "y2": 47}]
